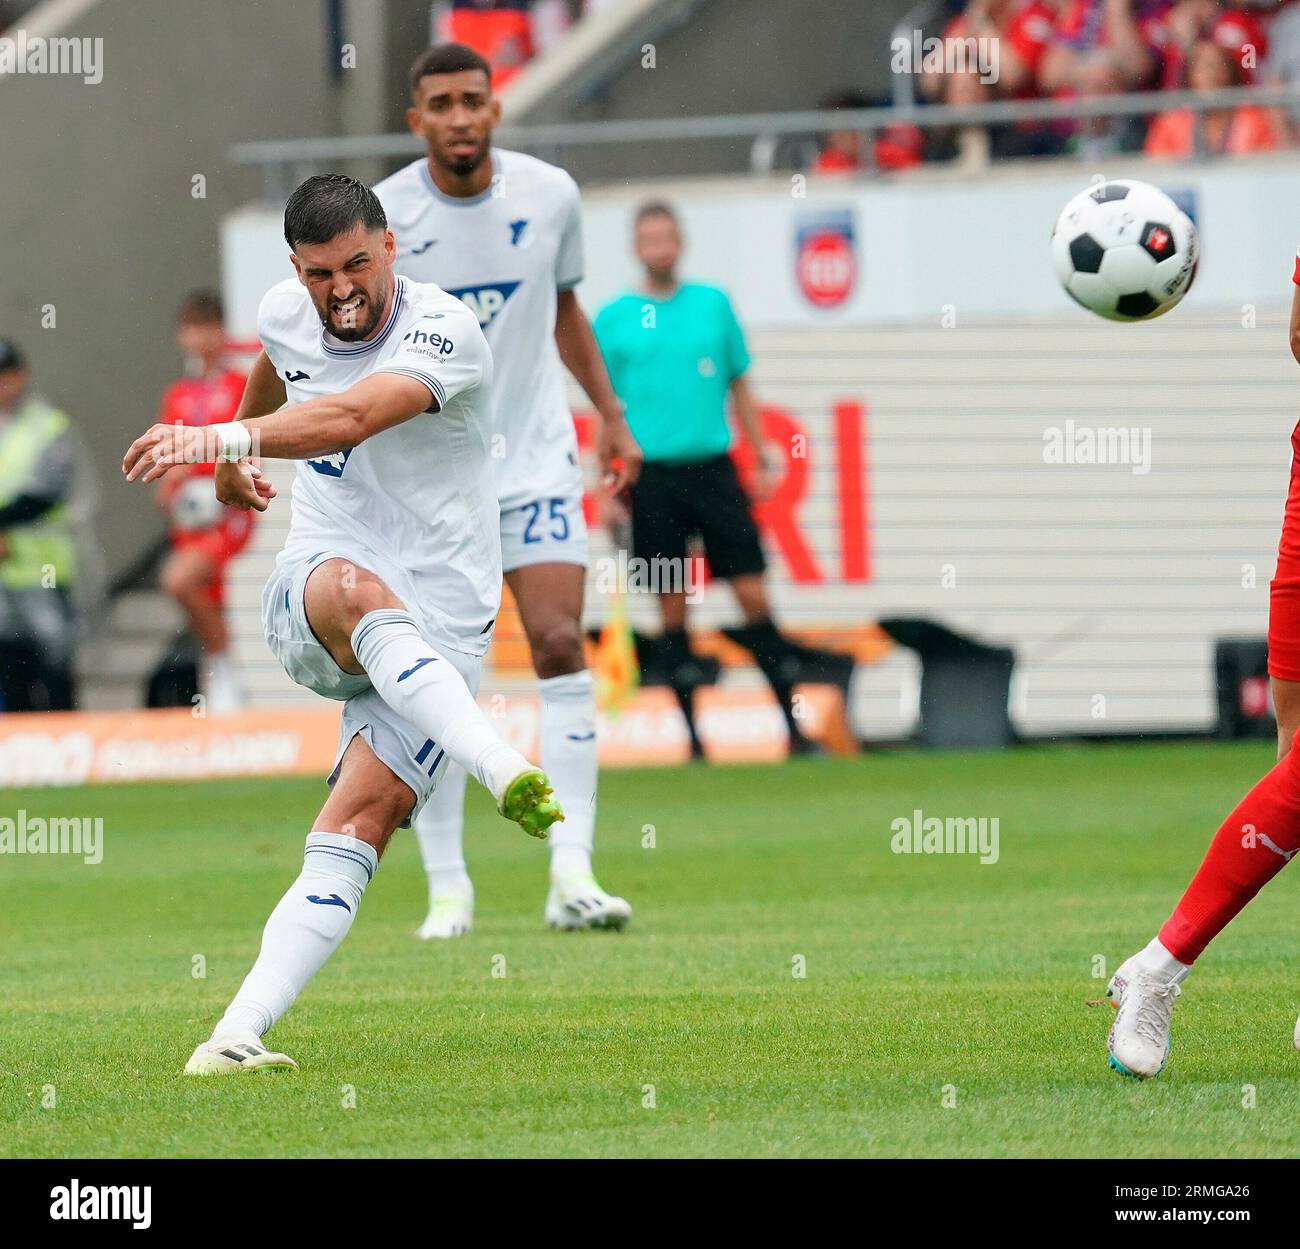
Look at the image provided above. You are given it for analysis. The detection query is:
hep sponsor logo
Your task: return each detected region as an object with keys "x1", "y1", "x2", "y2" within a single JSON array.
[
  {"x1": 447, "y1": 281, "x2": 521, "y2": 329},
  {"x1": 402, "y1": 325, "x2": 455, "y2": 356},
  {"x1": 795, "y1": 211, "x2": 856, "y2": 308}
]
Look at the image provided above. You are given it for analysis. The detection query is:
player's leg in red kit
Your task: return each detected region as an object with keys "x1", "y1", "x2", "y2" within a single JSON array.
[
  {"x1": 1105, "y1": 460, "x2": 1300, "y2": 1078},
  {"x1": 1269, "y1": 462, "x2": 1300, "y2": 756}
]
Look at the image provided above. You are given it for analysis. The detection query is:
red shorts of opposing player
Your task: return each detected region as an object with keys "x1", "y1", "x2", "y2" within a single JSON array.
[
  {"x1": 1268, "y1": 429, "x2": 1300, "y2": 682},
  {"x1": 170, "y1": 510, "x2": 255, "y2": 607}
]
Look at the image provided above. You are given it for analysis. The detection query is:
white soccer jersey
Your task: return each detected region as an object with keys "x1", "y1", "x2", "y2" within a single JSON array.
[
  {"x1": 257, "y1": 274, "x2": 501, "y2": 655},
  {"x1": 374, "y1": 148, "x2": 585, "y2": 511}
]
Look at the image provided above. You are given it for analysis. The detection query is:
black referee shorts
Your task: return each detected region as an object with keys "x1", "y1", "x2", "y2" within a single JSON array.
[{"x1": 629, "y1": 453, "x2": 767, "y2": 581}]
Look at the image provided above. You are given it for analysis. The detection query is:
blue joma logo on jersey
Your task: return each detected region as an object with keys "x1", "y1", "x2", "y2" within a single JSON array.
[
  {"x1": 447, "y1": 281, "x2": 521, "y2": 329},
  {"x1": 307, "y1": 449, "x2": 351, "y2": 477}
]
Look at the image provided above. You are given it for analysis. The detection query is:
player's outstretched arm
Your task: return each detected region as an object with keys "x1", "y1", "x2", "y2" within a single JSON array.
[
  {"x1": 234, "y1": 348, "x2": 288, "y2": 421},
  {"x1": 122, "y1": 373, "x2": 435, "y2": 485},
  {"x1": 215, "y1": 349, "x2": 287, "y2": 511},
  {"x1": 554, "y1": 288, "x2": 642, "y2": 494}
]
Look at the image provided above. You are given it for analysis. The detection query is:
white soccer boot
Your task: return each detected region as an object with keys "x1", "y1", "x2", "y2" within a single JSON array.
[
  {"x1": 1106, "y1": 953, "x2": 1188, "y2": 1079},
  {"x1": 545, "y1": 875, "x2": 632, "y2": 931},
  {"x1": 416, "y1": 893, "x2": 474, "y2": 940},
  {"x1": 184, "y1": 1035, "x2": 297, "y2": 1075}
]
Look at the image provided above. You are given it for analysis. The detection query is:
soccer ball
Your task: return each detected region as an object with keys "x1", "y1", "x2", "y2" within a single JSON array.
[
  {"x1": 169, "y1": 475, "x2": 226, "y2": 532},
  {"x1": 1050, "y1": 179, "x2": 1198, "y2": 321}
]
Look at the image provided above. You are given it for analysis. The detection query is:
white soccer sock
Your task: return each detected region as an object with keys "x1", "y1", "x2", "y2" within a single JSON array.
[
  {"x1": 540, "y1": 670, "x2": 597, "y2": 880},
  {"x1": 1138, "y1": 936, "x2": 1191, "y2": 982},
  {"x1": 351, "y1": 609, "x2": 530, "y2": 802},
  {"x1": 210, "y1": 832, "x2": 377, "y2": 1041},
  {"x1": 414, "y1": 762, "x2": 472, "y2": 905}
]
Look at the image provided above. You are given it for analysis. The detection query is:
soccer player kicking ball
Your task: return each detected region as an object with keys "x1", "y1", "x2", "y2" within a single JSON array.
[
  {"x1": 373, "y1": 43, "x2": 642, "y2": 937},
  {"x1": 122, "y1": 174, "x2": 563, "y2": 1074},
  {"x1": 1107, "y1": 258, "x2": 1300, "y2": 1080}
]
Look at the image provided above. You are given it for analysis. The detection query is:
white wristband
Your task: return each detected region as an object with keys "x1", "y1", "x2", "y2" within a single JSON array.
[{"x1": 211, "y1": 421, "x2": 252, "y2": 462}]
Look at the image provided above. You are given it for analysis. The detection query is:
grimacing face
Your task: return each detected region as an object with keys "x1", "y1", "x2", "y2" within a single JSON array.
[
  {"x1": 291, "y1": 224, "x2": 396, "y2": 342},
  {"x1": 635, "y1": 214, "x2": 682, "y2": 282},
  {"x1": 407, "y1": 68, "x2": 500, "y2": 178}
]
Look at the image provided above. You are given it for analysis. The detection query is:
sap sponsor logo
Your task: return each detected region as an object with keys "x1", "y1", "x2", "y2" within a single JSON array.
[
  {"x1": 307, "y1": 449, "x2": 352, "y2": 477},
  {"x1": 447, "y1": 281, "x2": 521, "y2": 329},
  {"x1": 50, "y1": 1180, "x2": 151, "y2": 1230},
  {"x1": 401, "y1": 325, "x2": 455, "y2": 357}
]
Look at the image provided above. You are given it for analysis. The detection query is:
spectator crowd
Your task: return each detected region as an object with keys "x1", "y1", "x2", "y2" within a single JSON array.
[{"x1": 819, "y1": 0, "x2": 1300, "y2": 171}]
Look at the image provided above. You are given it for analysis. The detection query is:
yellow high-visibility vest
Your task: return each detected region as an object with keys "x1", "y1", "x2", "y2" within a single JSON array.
[{"x1": 0, "y1": 397, "x2": 76, "y2": 590}]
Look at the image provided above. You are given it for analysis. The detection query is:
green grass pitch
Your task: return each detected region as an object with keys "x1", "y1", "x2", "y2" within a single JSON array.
[{"x1": 3, "y1": 740, "x2": 1299, "y2": 1158}]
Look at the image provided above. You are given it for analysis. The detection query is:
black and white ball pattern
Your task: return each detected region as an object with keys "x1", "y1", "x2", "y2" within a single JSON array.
[{"x1": 1051, "y1": 179, "x2": 1198, "y2": 321}]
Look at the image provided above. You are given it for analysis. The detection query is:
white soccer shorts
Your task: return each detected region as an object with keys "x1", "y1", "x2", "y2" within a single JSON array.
[
  {"x1": 261, "y1": 548, "x2": 482, "y2": 824},
  {"x1": 499, "y1": 493, "x2": 589, "y2": 573}
]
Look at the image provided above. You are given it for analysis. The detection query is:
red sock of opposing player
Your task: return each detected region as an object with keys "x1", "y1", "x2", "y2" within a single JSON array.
[{"x1": 1156, "y1": 745, "x2": 1300, "y2": 966}]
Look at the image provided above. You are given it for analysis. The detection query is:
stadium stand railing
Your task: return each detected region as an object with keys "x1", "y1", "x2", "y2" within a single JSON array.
[{"x1": 230, "y1": 82, "x2": 1300, "y2": 195}]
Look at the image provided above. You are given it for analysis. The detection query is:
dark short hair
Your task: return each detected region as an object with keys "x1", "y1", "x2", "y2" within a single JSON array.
[
  {"x1": 409, "y1": 42, "x2": 492, "y2": 96},
  {"x1": 177, "y1": 290, "x2": 224, "y2": 325},
  {"x1": 634, "y1": 200, "x2": 678, "y2": 227},
  {"x1": 283, "y1": 174, "x2": 388, "y2": 249}
]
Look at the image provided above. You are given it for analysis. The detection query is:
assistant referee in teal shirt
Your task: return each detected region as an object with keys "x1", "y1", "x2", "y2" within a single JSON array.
[{"x1": 593, "y1": 200, "x2": 853, "y2": 755}]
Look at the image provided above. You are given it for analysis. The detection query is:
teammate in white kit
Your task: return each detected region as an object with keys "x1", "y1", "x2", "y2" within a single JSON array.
[
  {"x1": 374, "y1": 43, "x2": 642, "y2": 937},
  {"x1": 122, "y1": 175, "x2": 563, "y2": 1073}
]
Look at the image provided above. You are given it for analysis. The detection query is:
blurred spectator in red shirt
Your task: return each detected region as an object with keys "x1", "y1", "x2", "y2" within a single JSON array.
[
  {"x1": 917, "y1": 1, "x2": 1063, "y2": 159},
  {"x1": 1039, "y1": 0, "x2": 1173, "y2": 93},
  {"x1": 1157, "y1": 2, "x2": 1269, "y2": 86},
  {"x1": 156, "y1": 292, "x2": 255, "y2": 714},
  {"x1": 1210, "y1": 4, "x2": 1269, "y2": 78},
  {"x1": 921, "y1": 0, "x2": 1059, "y2": 103},
  {"x1": 813, "y1": 90, "x2": 923, "y2": 172},
  {"x1": 1146, "y1": 33, "x2": 1281, "y2": 152},
  {"x1": 435, "y1": 0, "x2": 534, "y2": 89}
]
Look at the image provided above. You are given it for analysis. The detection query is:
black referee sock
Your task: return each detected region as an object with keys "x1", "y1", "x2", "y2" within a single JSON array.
[
  {"x1": 722, "y1": 620, "x2": 815, "y2": 750},
  {"x1": 661, "y1": 629, "x2": 707, "y2": 759}
]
